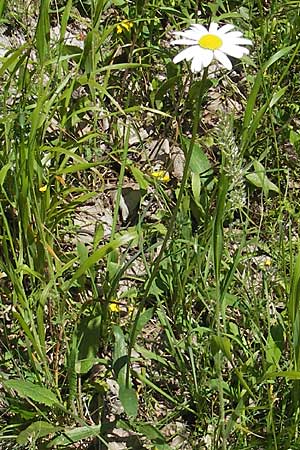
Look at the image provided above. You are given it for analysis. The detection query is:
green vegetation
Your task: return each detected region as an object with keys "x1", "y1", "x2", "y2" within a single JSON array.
[{"x1": 0, "y1": 0, "x2": 300, "y2": 448}]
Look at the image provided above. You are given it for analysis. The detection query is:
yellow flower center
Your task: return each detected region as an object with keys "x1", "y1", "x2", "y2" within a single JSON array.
[{"x1": 198, "y1": 34, "x2": 223, "y2": 50}]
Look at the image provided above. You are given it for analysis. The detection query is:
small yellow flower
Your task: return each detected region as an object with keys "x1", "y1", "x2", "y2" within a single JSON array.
[
  {"x1": 264, "y1": 257, "x2": 272, "y2": 267},
  {"x1": 39, "y1": 185, "x2": 47, "y2": 192},
  {"x1": 109, "y1": 302, "x2": 121, "y2": 313},
  {"x1": 116, "y1": 20, "x2": 133, "y2": 34},
  {"x1": 151, "y1": 170, "x2": 170, "y2": 183}
]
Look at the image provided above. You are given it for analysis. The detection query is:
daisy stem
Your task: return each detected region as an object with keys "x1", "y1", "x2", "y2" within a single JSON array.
[
  {"x1": 127, "y1": 67, "x2": 209, "y2": 384},
  {"x1": 144, "y1": 66, "x2": 209, "y2": 293}
]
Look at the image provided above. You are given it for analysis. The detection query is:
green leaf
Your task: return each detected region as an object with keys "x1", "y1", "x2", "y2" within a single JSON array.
[
  {"x1": 36, "y1": 0, "x2": 50, "y2": 64},
  {"x1": 155, "y1": 75, "x2": 180, "y2": 101},
  {"x1": 119, "y1": 386, "x2": 138, "y2": 418},
  {"x1": 288, "y1": 252, "x2": 300, "y2": 371},
  {"x1": 263, "y1": 45, "x2": 296, "y2": 71},
  {"x1": 135, "y1": 423, "x2": 172, "y2": 449},
  {"x1": 47, "y1": 425, "x2": 101, "y2": 447},
  {"x1": 245, "y1": 160, "x2": 279, "y2": 197},
  {"x1": 132, "y1": 308, "x2": 154, "y2": 343},
  {"x1": 290, "y1": 129, "x2": 300, "y2": 145},
  {"x1": 75, "y1": 357, "x2": 107, "y2": 375},
  {"x1": 17, "y1": 421, "x2": 59, "y2": 445},
  {"x1": 58, "y1": 162, "x2": 101, "y2": 174},
  {"x1": 0, "y1": 163, "x2": 11, "y2": 186},
  {"x1": 265, "y1": 334, "x2": 281, "y2": 369},
  {"x1": 70, "y1": 231, "x2": 136, "y2": 283},
  {"x1": 242, "y1": 44, "x2": 296, "y2": 149},
  {"x1": 113, "y1": 325, "x2": 128, "y2": 386},
  {"x1": 266, "y1": 371, "x2": 300, "y2": 380},
  {"x1": 4, "y1": 380, "x2": 59, "y2": 407},
  {"x1": 130, "y1": 165, "x2": 149, "y2": 190},
  {"x1": 0, "y1": 44, "x2": 28, "y2": 77},
  {"x1": 211, "y1": 335, "x2": 232, "y2": 361},
  {"x1": 0, "y1": 0, "x2": 5, "y2": 19},
  {"x1": 191, "y1": 172, "x2": 201, "y2": 206},
  {"x1": 59, "y1": 0, "x2": 72, "y2": 42},
  {"x1": 270, "y1": 86, "x2": 288, "y2": 108},
  {"x1": 182, "y1": 137, "x2": 212, "y2": 176},
  {"x1": 113, "y1": 325, "x2": 138, "y2": 418},
  {"x1": 135, "y1": 344, "x2": 170, "y2": 367},
  {"x1": 77, "y1": 314, "x2": 102, "y2": 363}
]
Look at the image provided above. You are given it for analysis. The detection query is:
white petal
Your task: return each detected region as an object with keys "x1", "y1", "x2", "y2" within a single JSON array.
[
  {"x1": 222, "y1": 30, "x2": 243, "y2": 38},
  {"x1": 173, "y1": 45, "x2": 199, "y2": 64},
  {"x1": 185, "y1": 29, "x2": 204, "y2": 40},
  {"x1": 190, "y1": 24, "x2": 208, "y2": 34},
  {"x1": 198, "y1": 48, "x2": 214, "y2": 67},
  {"x1": 218, "y1": 24, "x2": 235, "y2": 34},
  {"x1": 227, "y1": 37, "x2": 252, "y2": 46},
  {"x1": 214, "y1": 50, "x2": 232, "y2": 70},
  {"x1": 221, "y1": 44, "x2": 250, "y2": 58},
  {"x1": 209, "y1": 22, "x2": 219, "y2": 33},
  {"x1": 191, "y1": 56, "x2": 204, "y2": 72},
  {"x1": 171, "y1": 38, "x2": 198, "y2": 46}
]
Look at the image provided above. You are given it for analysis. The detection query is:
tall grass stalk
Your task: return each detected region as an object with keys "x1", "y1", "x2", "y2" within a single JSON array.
[{"x1": 212, "y1": 169, "x2": 229, "y2": 450}]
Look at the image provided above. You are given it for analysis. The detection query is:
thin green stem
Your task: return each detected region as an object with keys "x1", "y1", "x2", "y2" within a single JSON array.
[
  {"x1": 213, "y1": 169, "x2": 229, "y2": 450},
  {"x1": 144, "y1": 67, "x2": 209, "y2": 299},
  {"x1": 127, "y1": 67, "x2": 209, "y2": 385}
]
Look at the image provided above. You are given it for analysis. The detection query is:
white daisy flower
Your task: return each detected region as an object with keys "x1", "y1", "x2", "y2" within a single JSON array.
[{"x1": 171, "y1": 22, "x2": 252, "y2": 72}]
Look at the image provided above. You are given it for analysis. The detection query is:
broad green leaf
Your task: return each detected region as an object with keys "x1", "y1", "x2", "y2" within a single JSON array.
[
  {"x1": 155, "y1": 75, "x2": 180, "y2": 101},
  {"x1": 77, "y1": 315, "x2": 102, "y2": 362},
  {"x1": 211, "y1": 335, "x2": 232, "y2": 361},
  {"x1": 290, "y1": 129, "x2": 300, "y2": 145},
  {"x1": 17, "y1": 421, "x2": 59, "y2": 445},
  {"x1": 113, "y1": 325, "x2": 138, "y2": 418},
  {"x1": 75, "y1": 357, "x2": 107, "y2": 375},
  {"x1": 119, "y1": 386, "x2": 138, "y2": 418},
  {"x1": 58, "y1": 162, "x2": 101, "y2": 174},
  {"x1": 113, "y1": 325, "x2": 127, "y2": 386},
  {"x1": 4, "y1": 380, "x2": 59, "y2": 407},
  {"x1": 245, "y1": 160, "x2": 279, "y2": 196},
  {"x1": 265, "y1": 334, "x2": 281, "y2": 369},
  {"x1": 191, "y1": 172, "x2": 201, "y2": 206},
  {"x1": 36, "y1": 0, "x2": 50, "y2": 64},
  {"x1": 182, "y1": 137, "x2": 212, "y2": 176},
  {"x1": 47, "y1": 425, "x2": 101, "y2": 447},
  {"x1": 0, "y1": 0, "x2": 5, "y2": 19},
  {"x1": 130, "y1": 165, "x2": 149, "y2": 190}
]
